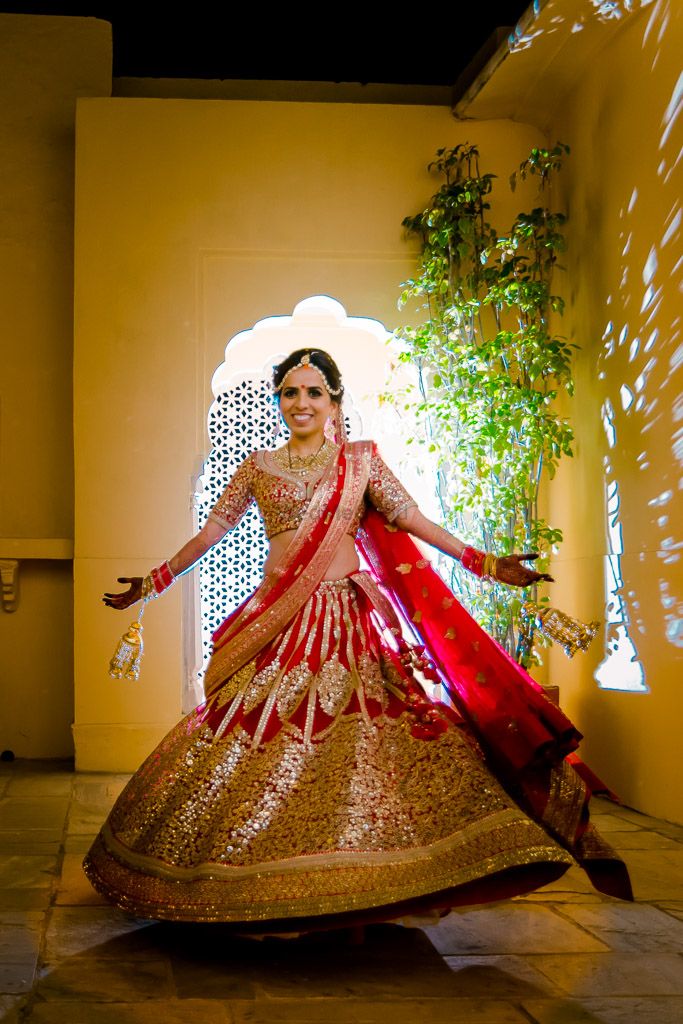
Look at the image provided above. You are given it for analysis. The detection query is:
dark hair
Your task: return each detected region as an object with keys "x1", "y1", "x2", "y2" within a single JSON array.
[{"x1": 272, "y1": 348, "x2": 344, "y2": 404}]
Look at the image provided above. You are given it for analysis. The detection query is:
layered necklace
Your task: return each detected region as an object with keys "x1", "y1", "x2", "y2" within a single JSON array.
[{"x1": 271, "y1": 437, "x2": 337, "y2": 497}]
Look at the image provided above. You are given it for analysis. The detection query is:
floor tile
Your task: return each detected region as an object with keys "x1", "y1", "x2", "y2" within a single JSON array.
[
  {"x1": 44, "y1": 907, "x2": 161, "y2": 962},
  {"x1": 590, "y1": 814, "x2": 642, "y2": 833},
  {"x1": 54, "y1": 854, "x2": 108, "y2": 907},
  {"x1": 24, "y1": 1001, "x2": 232, "y2": 1023},
  {"x1": 557, "y1": 902, "x2": 683, "y2": 952},
  {"x1": 517, "y1": 867, "x2": 607, "y2": 904},
  {"x1": 229, "y1": 998, "x2": 530, "y2": 1022},
  {"x1": 0, "y1": 994, "x2": 25, "y2": 1022},
  {"x1": 0, "y1": 890, "x2": 52, "y2": 911},
  {"x1": 619, "y1": 849, "x2": 683, "y2": 900},
  {"x1": 442, "y1": 954, "x2": 561, "y2": 997},
  {"x1": 530, "y1": 952, "x2": 683, "y2": 996},
  {"x1": 424, "y1": 905, "x2": 608, "y2": 955},
  {"x1": 655, "y1": 901, "x2": 683, "y2": 922},
  {"x1": 0, "y1": 961, "x2": 37, "y2": 995},
  {"x1": 0, "y1": 798, "x2": 69, "y2": 831},
  {"x1": 0, "y1": 855, "x2": 57, "y2": 889},
  {"x1": 0, "y1": 920, "x2": 42, "y2": 962},
  {"x1": 608, "y1": 830, "x2": 681, "y2": 850},
  {"x1": 36, "y1": 958, "x2": 173, "y2": 1002},
  {"x1": 5, "y1": 775, "x2": 73, "y2": 798},
  {"x1": 523, "y1": 996, "x2": 683, "y2": 1023}
]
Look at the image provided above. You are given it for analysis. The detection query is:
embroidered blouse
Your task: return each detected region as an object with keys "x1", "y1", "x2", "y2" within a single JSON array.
[{"x1": 208, "y1": 444, "x2": 417, "y2": 539}]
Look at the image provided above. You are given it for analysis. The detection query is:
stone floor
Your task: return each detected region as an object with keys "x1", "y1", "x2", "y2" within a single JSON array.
[{"x1": 1, "y1": 760, "x2": 683, "y2": 1024}]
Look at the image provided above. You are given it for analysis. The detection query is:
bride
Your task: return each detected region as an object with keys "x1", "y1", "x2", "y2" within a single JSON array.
[{"x1": 84, "y1": 347, "x2": 631, "y2": 928}]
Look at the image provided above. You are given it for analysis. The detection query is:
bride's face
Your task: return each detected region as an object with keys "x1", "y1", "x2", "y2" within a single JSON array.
[{"x1": 278, "y1": 366, "x2": 335, "y2": 442}]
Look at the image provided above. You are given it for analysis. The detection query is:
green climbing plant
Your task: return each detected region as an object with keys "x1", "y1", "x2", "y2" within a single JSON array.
[{"x1": 391, "y1": 142, "x2": 574, "y2": 663}]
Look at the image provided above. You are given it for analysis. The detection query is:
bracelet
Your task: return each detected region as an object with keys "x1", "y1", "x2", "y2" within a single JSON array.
[
  {"x1": 461, "y1": 546, "x2": 498, "y2": 580},
  {"x1": 142, "y1": 560, "x2": 176, "y2": 599}
]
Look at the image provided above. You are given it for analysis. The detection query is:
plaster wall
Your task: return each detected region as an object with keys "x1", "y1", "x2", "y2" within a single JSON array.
[
  {"x1": 73, "y1": 100, "x2": 542, "y2": 770},
  {"x1": 546, "y1": 1, "x2": 682, "y2": 822},
  {"x1": 0, "y1": 15, "x2": 111, "y2": 757}
]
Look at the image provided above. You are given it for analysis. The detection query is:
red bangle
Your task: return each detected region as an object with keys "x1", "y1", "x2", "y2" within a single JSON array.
[
  {"x1": 150, "y1": 561, "x2": 175, "y2": 595},
  {"x1": 461, "y1": 545, "x2": 486, "y2": 577}
]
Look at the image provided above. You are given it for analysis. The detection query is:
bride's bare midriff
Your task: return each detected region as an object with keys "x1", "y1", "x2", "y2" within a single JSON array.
[{"x1": 263, "y1": 530, "x2": 360, "y2": 580}]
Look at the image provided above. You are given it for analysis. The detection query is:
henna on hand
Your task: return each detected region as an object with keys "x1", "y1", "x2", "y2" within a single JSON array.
[
  {"x1": 102, "y1": 577, "x2": 144, "y2": 611},
  {"x1": 496, "y1": 553, "x2": 554, "y2": 588}
]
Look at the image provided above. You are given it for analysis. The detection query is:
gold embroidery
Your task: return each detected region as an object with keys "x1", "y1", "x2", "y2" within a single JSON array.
[
  {"x1": 542, "y1": 759, "x2": 587, "y2": 844},
  {"x1": 396, "y1": 563, "x2": 413, "y2": 575},
  {"x1": 444, "y1": 628, "x2": 456, "y2": 640},
  {"x1": 84, "y1": 705, "x2": 575, "y2": 922}
]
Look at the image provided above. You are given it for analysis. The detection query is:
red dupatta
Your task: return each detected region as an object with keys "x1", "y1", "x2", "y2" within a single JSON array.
[
  {"x1": 358, "y1": 506, "x2": 581, "y2": 773},
  {"x1": 204, "y1": 441, "x2": 373, "y2": 698},
  {"x1": 358, "y1": 507, "x2": 633, "y2": 900}
]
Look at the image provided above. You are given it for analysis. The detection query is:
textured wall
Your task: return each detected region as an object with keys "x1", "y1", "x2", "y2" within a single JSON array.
[{"x1": 0, "y1": 15, "x2": 111, "y2": 757}]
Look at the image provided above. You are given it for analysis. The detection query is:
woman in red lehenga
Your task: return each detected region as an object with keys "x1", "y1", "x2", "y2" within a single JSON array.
[{"x1": 84, "y1": 348, "x2": 632, "y2": 928}]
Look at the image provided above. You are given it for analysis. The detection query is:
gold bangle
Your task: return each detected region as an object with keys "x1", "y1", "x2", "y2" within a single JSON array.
[
  {"x1": 141, "y1": 575, "x2": 156, "y2": 600},
  {"x1": 482, "y1": 553, "x2": 498, "y2": 580}
]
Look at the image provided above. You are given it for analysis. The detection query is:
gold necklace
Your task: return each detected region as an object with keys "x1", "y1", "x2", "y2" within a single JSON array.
[{"x1": 272, "y1": 438, "x2": 335, "y2": 476}]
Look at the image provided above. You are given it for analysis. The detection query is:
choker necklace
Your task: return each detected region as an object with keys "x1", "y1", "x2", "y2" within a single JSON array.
[{"x1": 272, "y1": 438, "x2": 335, "y2": 476}]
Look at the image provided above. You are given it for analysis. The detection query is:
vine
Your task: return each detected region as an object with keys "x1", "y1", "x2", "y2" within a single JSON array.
[{"x1": 391, "y1": 143, "x2": 574, "y2": 663}]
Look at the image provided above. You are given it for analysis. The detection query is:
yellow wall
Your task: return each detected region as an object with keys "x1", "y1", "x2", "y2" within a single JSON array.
[
  {"x1": 546, "y1": 1, "x2": 682, "y2": 821},
  {"x1": 73, "y1": 101, "x2": 542, "y2": 770},
  {"x1": 0, "y1": 15, "x2": 111, "y2": 758}
]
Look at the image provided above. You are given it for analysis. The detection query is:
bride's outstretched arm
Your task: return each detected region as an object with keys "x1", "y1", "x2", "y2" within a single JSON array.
[
  {"x1": 393, "y1": 506, "x2": 553, "y2": 588},
  {"x1": 103, "y1": 519, "x2": 228, "y2": 611}
]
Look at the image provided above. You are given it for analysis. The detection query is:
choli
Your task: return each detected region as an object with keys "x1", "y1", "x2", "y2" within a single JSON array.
[{"x1": 208, "y1": 444, "x2": 417, "y2": 539}]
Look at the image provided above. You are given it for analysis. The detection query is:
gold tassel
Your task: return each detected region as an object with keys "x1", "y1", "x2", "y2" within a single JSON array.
[
  {"x1": 109, "y1": 601, "x2": 147, "y2": 680},
  {"x1": 521, "y1": 602, "x2": 600, "y2": 659}
]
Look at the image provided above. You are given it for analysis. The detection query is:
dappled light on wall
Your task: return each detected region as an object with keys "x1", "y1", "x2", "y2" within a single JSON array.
[{"x1": 591, "y1": 2, "x2": 682, "y2": 690}]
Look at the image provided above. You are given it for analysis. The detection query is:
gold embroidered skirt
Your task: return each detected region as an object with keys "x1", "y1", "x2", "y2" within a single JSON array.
[{"x1": 84, "y1": 578, "x2": 584, "y2": 925}]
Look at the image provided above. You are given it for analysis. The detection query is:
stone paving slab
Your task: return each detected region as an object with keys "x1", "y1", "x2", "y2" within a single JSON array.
[
  {"x1": 5, "y1": 775, "x2": 73, "y2": 798},
  {"x1": 529, "y1": 952, "x2": 683, "y2": 996},
  {"x1": 557, "y1": 902, "x2": 683, "y2": 952},
  {"x1": 616, "y1": 849, "x2": 683, "y2": 900},
  {"x1": 23, "y1": 1000, "x2": 233, "y2": 1023},
  {"x1": 514, "y1": 866, "x2": 606, "y2": 904},
  {"x1": 424, "y1": 904, "x2": 608, "y2": 955},
  {"x1": 0, "y1": 799, "x2": 69, "y2": 831},
  {"x1": 442, "y1": 954, "x2": 561, "y2": 998},
  {"x1": 0, "y1": 994, "x2": 25, "y2": 1023},
  {"x1": 588, "y1": 814, "x2": 642, "y2": 833},
  {"x1": 0, "y1": 961, "x2": 37, "y2": 995},
  {"x1": 0, "y1": 916, "x2": 42, "y2": 963},
  {"x1": 0, "y1": 890, "x2": 53, "y2": 912},
  {"x1": 608, "y1": 829, "x2": 682, "y2": 850},
  {"x1": 654, "y1": 900, "x2": 683, "y2": 922},
  {"x1": 523, "y1": 995, "x2": 683, "y2": 1023},
  {"x1": 36, "y1": 959, "x2": 174, "y2": 1002},
  {"x1": 0, "y1": 856, "x2": 57, "y2": 890},
  {"x1": 44, "y1": 908, "x2": 160, "y2": 962},
  {"x1": 229, "y1": 998, "x2": 531, "y2": 1022},
  {"x1": 64, "y1": 834, "x2": 97, "y2": 854},
  {"x1": 54, "y1": 854, "x2": 108, "y2": 907}
]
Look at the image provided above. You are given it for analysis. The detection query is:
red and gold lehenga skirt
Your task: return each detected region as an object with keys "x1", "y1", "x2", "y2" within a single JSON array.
[{"x1": 84, "y1": 575, "x2": 629, "y2": 927}]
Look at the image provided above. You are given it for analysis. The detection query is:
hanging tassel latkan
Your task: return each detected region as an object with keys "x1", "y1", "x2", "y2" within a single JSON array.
[{"x1": 109, "y1": 600, "x2": 148, "y2": 681}]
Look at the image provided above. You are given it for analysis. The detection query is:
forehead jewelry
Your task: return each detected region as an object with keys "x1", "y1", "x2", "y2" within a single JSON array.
[{"x1": 273, "y1": 352, "x2": 343, "y2": 397}]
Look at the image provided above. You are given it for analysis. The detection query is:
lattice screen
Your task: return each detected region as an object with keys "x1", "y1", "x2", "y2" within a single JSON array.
[{"x1": 194, "y1": 375, "x2": 359, "y2": 684}]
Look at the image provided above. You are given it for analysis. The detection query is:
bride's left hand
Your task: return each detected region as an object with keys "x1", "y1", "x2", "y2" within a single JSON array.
[{"x1": 495, "y1": 553, "x2": 554, "y2": 588}]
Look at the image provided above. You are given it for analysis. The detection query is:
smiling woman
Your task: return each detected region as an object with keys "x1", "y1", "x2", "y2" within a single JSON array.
[{"x1": 85, "y1": 346, "x2": 631, "y2": 929}]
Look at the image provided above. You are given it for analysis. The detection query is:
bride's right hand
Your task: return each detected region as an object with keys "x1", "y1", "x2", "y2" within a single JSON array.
[{"x1": 103, "y1": 577, "x2": 143, "y2": 611}]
